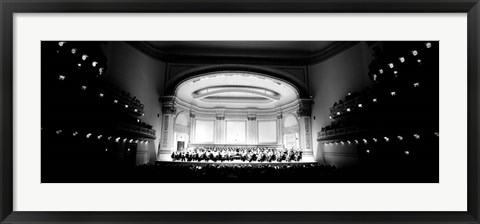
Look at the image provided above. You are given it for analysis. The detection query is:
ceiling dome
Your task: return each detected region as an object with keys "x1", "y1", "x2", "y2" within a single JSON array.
[{"x1": 175, "y1": 72, "x2": 299, "y2": 110}]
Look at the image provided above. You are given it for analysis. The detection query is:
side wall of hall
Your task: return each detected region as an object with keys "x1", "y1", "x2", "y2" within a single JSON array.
[
  {"x1": 308, "y1": 42, "x2": 374, "y2": 167},
  {"x1": 102, "y1": 42, "x2": 166, "y2": 165}
]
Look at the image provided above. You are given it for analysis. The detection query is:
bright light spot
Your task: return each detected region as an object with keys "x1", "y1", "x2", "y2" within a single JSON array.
[
  {"x1": 391, "y1": 91, "x2": 396, "y2": 96},
  {"x1": 99, "y1": 68, "x2": 104, "y2": 75},
  {"x1": 336, "y1": 112, "x2": 341, "y2": 115},
  {"x1": 417, "y1": 59, "x2": 422, "y2": 63},
  {"x1": 329, "y1": 116, "x2": 332, "y2": 119},
  {"x1": 414, "y1": 82, "x2": 420, "y2": 87},
  {"x1": 346, "y1": 108, "x2": 351, "y2": 112},
  {"x1": 366, "y1": 150, "x2": 370, "y2": 154},
  {"x1": 373, "y1": 138, "x2": 377, "y2": 142},
  {"x1": 71, "y1": 48, "x2": 77, "y2": 54},
  {"x1": 97, "y1": 135, "x2": 102, "y2": 139},
  {"x1": 399, "y1": 57, "x2": 405, "y2": 63},
  {"x1": 412, "y1": 50, "x2": 418, "y2": 56},
  {"x1": 393, "y1": 71, "x2": 398, "y2": 74},
  {"x1": 108, "y1": 136, "x2": 112, "y2": 140},
  {"x1": 72, "y1": 132, "x2": 78, "y2": 136},
  {"x1": 58, "y1": 75, "x2": 65, "y2": 80},
  {"x1": 426, "y1": 42, "x2": 432, "y2": 48},
  {"x1": 82, "y1": 55, "x2": 88, "y2": 60},
  {"x1": 115, "y1": 137, "x2": 120, "y2": 142},
  {"x1": 125, "y1": 105, "x2": 129, "y2": 108},
  {"x1": 384, "y1": 137, "x2": 389, "y2": 142},
  {"x1": 414, "y1": 134, "x2": 420, "y2": 139},
  {"x1": 434, "y1": 132, "x2": 439, "y2": 137},
  {"x1": 99, "y1": 93, "x2": 104, "y2": 97},
  {"x1": 56, "y1": 130, "x2": 62, "y2": 135},
  {"x1": 363, "y1": 139, "x2": 368, "y2": 143},
  {"x1": 58, "y1": 42, "x2": 66, "y2": 46},
  {"x1": 405, "y1": 151, "x2": 410, "y2": 155},
  {"x1": 81, "y1": 86, "x2": 87, "y2": 90},
  {"x1": 354, "y1": 140, "x2": 359, "y2": 144},
  {"x1": 86, "y1": 133, "x2": 92, "y2": 138},
  {"x1": 92, "y1": 61, "x2": 98, "y2": 67},
  {"x1": 113, "y1": 100, "x2": 118, "y2": 104},
  {"x1": 373, "y1": 98, "x2": 377, "y2": 102},
  {"x1": 77, "y1": 63, "x2": 82, "y2": 67},
  {"x1": 379, "y1": 69, "x2": 384, "y2": 74},
  {"x1": 398, "y1": 136, "x2": 403, "y2": 140},
  {"x1": 388, "y1": 63, "x2": 394, "y2": 68},
  {"x1": 123, "y1": 138, "x2": 127, "y2": 142},
  {"x1": 358, "y1": 104, "x2": 363, "y2": 108},
  {"x1": 134, "y1": 109, "x2": 138, "y2": 112}
]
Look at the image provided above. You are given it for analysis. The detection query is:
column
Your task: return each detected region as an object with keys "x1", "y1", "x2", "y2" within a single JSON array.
[
  {"x1": 298, "y1": 99, "x2": 313, "y2": 156},
  {"x1": 215, "y1": 114, "x2": 225, "y2": 144},
  {"x1": 276, "y1": 112, "x2": 283, "y2": 145},
  {"x1": 158, "y1": 96, "x2": 176, "y2": 160},
  {"x1": 189, "y1": 111, "x2": 196, "y2": 143},
  {"x1": 247, "y1": 115, "x2": 257, "y2": 144}
]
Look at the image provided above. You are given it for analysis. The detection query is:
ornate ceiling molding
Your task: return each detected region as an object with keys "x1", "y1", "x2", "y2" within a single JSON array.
[{"x1": 126, "y1": 41, "x2": 359, "y2": 66}]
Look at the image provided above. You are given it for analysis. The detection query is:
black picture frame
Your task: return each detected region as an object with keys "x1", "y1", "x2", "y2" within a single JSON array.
[{"x1": 1, "y1": 1, "x2": 479, "y2": 223}]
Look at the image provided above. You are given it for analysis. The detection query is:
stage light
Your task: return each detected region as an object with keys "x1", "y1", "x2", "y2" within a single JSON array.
[
  {"x1": 99, "y1": 68, "x2": 104, "y2": 75},
  {"x1": 134, "y1": 109, "x2": 138, "y2": 112},
  {"x1": 137, "y1": 119, "x2": 140, "y2": 122},
  {"x1": 82, "y1": 55, "x2": 89, "y2": 60},
  {"x1": 123, "y1": 138, "x2": 127, "y2": 142},
  {"x1": 113, "y1": 100, "x2": 118, "y2": 104},
  {"x1": 129, "y1": 139, "x2": 133, "y2": 143},
  {"x1": 426, "y1": 42, "x2": 432, "y2": 48},
  {"x1": 145, "y1": 141, "x2": 148, "y2": 144},
  {"x1": 346, "y1": 108, "x2": 351, "y2": 112},
  {"x1": 373, "y1": 138, "x2": 377, "y2": 142},
  {"x1": 99, "y1": 93, "x2": 104, "y2": 97},
  {"x1": 347, "y1": 140, "x2": 351, "y2": 144},
  {"x1": 414, "y1": 134, "x2": 420, "y2": 139},
  {"x1": 71, "y1": 48, "x2": 77, "y2": 54},
  {"x1": 58, "y1": 75, "x2": 65, "y2": 81},
  {"x1": 384, "y1": 137, "x2": 389, "y2": 142},
  {"x1": 363, "y1": 139, "x2": 368, "y2": 143},
  {"x1": 373, "y1": 98, "x2": 377, "y2": 102},
  {"x1": 72, "y1": 132, "x2": 78, "y2": 136},
  {"x1": 347, "y1": 92, "x2": 351, "y2": 96},
  {"x1": 81, "y1": 86, "x2": 87, "y2": 90},
  {"x1": 329, "y1": 116, "x2": 332, "y2": 119},
  {"x1": 336, "y1": 112, "x2": 341, "y2": 115},
  {"x1": 340, "y1": 141, "x2": 344, "y2": 145},
  {"x1": 358, "y1": 104, "x2": 363, "y2": 108},
  {"x1": 115, "y1": 137, "x2": 120, "y2": 142},
  {"x1": 105, "y1": 149, "x2": 108, "y2": 152},
  {"x1": 417, "y1": 59, "x2": 422, "y2": 63},
  {"x1": 414, "y1": 82, "x2": 420, "y2": 87},
  {"x1": 412, "y1": 50, "x2": 418, "y2": 56},
  {"x1": 399, "y1": 57, "x2": 405, "y2": 63},
  {"x1": 56, "y1": 130, "x2": 62, "y2": 135},
  {"x1": 77, "y1": 63, "x2": 82, "y2": 67},
  {"x1": 366, "y1": 149, "x2": 370, "y2": 154},
  {"x1": 108, "y1": 136, "x2": 112, "y2": 140},
  {"x1": 355, "y1": 140, "x2": 359, "y2": 144},
  {"x1": 127, "y1": 148, "x2": 130, "y2": 152},
  {"x1": 434, "y1": 132, "x2": 439, "y2": 137},
  {"x1": 393, "y1": 71, "x2": 398, "y2": 74},
  {"x1": 397, "y1": 136, "x2": 403, "y2": 140},
  {"x1": 125, "y1": 105, "x2": 129, "y2": 108},
  {"x1": 405, "y1": 151, "x2": 410, "y2": 155},
  {"x1": 142, "y1": 113, "x2": 145, "y2": 116},
  {"x1": 373, "y1": 74, "x2": 377, "y2": 81},
  {"x1": 92, "y1": 61, "x2": 98, "y2": 67},
  {"x1": 379, "y1": 69, "x2": 384, "y2": 74},
  {"x1": 135, "y1": 140, "x2": 139, "y2": 143},
  {"x1": 58, "y1": 42, "x2": 66, "y2": 46},
  {"x1": 86, "y1": 133, "x2": 92, "y2": 138},
  {"x1": 391, "y1": 91, "x2": 396, "y2": 96},
  {"x1": 97, "y1": 135, "x2": 102, "y2": 139},
  {"x1": 388, "y1": 63, "x2": 394, "y2": 68}
]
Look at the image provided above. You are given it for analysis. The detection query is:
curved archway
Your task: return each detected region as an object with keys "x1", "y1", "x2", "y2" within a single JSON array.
[{"x1": 165, "y1": 64, "x2": 309, "y2": 98}]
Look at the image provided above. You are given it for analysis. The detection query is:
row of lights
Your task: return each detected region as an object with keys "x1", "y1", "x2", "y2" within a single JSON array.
[
  {"x1": 322, "y1": 132, "x2": 438, "y2": 146},
  {"x1": 372, "y1": 42, "x2": 431, "y2": 81},
  {"x1": 60, "y1": 130, "x2": 149, "y2": 144},
  {"x1": 56, "y1": 78, "x2": 145, "y2": 116},
  {"x1": 58, "y1": 42, "x2": 105, "y2": 76},
  {"x1": 330, "y1": 82, "x2": 420, "y2": 118}
]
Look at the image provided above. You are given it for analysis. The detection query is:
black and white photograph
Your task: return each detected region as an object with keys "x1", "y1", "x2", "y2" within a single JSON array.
[{"x1": 41, "y1": 41, "x2": 439, "y2": 183}]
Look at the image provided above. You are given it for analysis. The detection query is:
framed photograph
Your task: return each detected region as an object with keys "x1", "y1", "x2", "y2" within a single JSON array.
[{"x1": 1, "y1": 0, "x2": 479, "y2": 223}]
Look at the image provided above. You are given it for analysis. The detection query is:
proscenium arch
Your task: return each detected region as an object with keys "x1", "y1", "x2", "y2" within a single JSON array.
[{"x1": 164, "y1": 64, "x2": 309, "y2": 98}]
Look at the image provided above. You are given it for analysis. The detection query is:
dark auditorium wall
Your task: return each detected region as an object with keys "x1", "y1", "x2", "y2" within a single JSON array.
[
  {"x1": 102, "y1": 42, "x2": 166, "y2": 165},
  {"x1": 308, "y1": 42, "x2": 374, "y2": 166}
]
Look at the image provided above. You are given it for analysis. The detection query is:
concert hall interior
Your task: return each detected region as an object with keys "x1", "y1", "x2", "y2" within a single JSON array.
[{"x1": 41, "y1": 41, "x2": 439, "y2": 183}]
